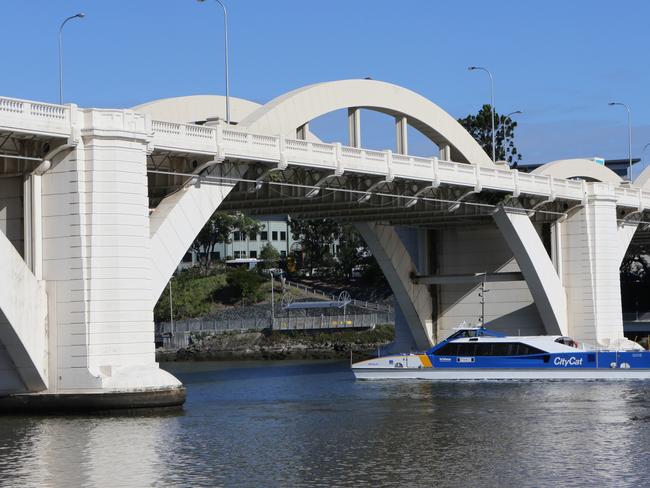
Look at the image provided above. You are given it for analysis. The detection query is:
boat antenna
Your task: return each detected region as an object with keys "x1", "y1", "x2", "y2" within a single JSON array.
[{"x1": 478, "y1": 273, "x2": 490, "y2": 327}]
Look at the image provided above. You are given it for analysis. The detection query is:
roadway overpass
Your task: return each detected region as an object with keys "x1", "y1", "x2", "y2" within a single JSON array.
[{"x1": 1, "y1": 79, "x2": 649, "y2": 407}]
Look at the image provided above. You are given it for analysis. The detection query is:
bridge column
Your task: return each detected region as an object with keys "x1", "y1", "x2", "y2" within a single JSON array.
[
  {"x1": 395, "y1": 116, "x2": 408, "y2": 155},
  {"x1": 347, "y1": 108, "x2": 361, "y2": 148},
  {"x1": 559, "y1": 184, "x2": 627, "y2": 344},
  {"x1": 493, "y1": 208, "x2": 568, "y2": 335},
  {"x1": 39, "y1": 109, "x2": 182, "y2": 399},
  {"x1": 355, "y1": 222, "x2": 433, "y2": 351},
  {"x1": 439, "y1": 143, "x2": 451, "y2": 161}
]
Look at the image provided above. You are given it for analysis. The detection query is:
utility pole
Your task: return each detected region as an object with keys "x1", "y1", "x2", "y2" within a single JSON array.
[
  {"x1": 270, "y1": 271, "x2": 275, "y2": 328},
  {"x1": 478, "y1": 275, "x2": 489, "y2": 326},
  {"x1": 169, "y1": 279, "x2": 174, "y2": 335}
]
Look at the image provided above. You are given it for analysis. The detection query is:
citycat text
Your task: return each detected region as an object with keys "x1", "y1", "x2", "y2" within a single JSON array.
[{"x1": 554, "y1": 356, "x2": 583, "y2": 367}]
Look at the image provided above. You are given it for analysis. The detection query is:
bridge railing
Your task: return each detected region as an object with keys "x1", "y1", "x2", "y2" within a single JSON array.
[
  {"x1": 148, "y1": 119, "x2": 649, "y2": 209},
  {"x1": 0, "y1": 96, "x2": 73, "y2": 138}
]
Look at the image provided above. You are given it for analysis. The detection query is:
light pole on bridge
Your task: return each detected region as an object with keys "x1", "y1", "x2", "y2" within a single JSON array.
[
  {"x1": 58, "y1": 13, "x2": 85, "y2": 105},
  {"x1": 468, "y1": 66, "x2": 496, "y2": 163},
  {"x1": 197, "y1": 0, "x2": 231, "y2": 125},
  {"x1": 608, "y1": 101, "x2": 632, "y2": 180}
]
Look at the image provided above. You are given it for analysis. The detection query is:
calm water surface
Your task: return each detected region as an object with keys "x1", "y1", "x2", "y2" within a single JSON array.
[{"x1": 1, "y1": 360, "x2": 650, "y2": 487}]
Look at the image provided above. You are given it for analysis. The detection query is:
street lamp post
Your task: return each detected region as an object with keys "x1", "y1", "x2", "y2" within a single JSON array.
[
  {"x1": 197, "y1": 0, "x2": 231, "y2": 124},
  {"x1": 169, "y1": 279, "x2": 174, "y2": 336},
  {"x1": 608, "y1": 101, "x2": 632, "y2": 179},
  {"x1": 468, "y1": 66, "x2": 495, "y2": 162},
  {"x1": 58, "y1": 13, "x2": 85, "y2": 105},
  {"x1": 269, "y1": 270, "x2": 275, "y2": 327}
]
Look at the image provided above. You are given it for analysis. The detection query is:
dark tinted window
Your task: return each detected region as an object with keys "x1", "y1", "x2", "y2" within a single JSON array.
[{"x1": 434, "y1": 342, "x2": 545, "y2": 356}]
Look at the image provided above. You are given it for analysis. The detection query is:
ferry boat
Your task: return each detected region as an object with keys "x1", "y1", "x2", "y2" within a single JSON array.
[{"x1": 352, "y1": 324, "x2": 650, "y2": 380}]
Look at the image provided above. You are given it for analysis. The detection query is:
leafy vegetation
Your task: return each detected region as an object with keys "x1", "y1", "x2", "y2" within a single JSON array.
[
  {"x1": 226, "y1": 267, "x2": 265, "y2": 304},
  {"x1": 458, "y1": 104, "x2": 522, "y2": 165},
  {"x1": 155, "y1": 268, "x2": 227, "y2": 322},
  {"x1": 260, "y1": 242, "x2": 280, "y2": 269}
]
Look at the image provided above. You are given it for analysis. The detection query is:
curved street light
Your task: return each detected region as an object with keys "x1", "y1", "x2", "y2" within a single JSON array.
[
  {"x1": 59, "y1": 13, "x2": 85, "y2": 104},
  {"x1": 608, "y1": 101, "x2": 632, "y2": 179},
  {"x1": 468, "y1": 66, "x2": 495, "y2": 162},
  {"x1": 197, "y1": 0, "x2": 231, "y2": 124}
]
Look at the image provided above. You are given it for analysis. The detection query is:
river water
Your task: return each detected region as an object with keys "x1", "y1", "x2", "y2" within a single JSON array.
[{"x1": 1, "y1": 360, "x2": 650, "y2": 487}]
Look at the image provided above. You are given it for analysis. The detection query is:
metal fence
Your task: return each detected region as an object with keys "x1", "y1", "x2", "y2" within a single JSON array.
[
  {"x1": 283, "y1": 280, "x2": 393, "y2": 313},
  {"x1": 155, "y1": 312, "x2": 394, "y2": 350}
]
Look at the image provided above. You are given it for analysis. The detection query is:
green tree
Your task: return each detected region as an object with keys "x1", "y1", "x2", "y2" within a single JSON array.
[
  {"x1": 191, "y1": 212, "x2": 235, "y2": 274},
  {"x1": 232, "y1": 212, "x2": 264, "y2": 257},
  {"x1": 289, "y1": 218, "x2": 341, "y2": 275},
  {"x1": 260, "y1": 242, "x2": 280, "y2": 269},
  {"x1": 226, "y1": 267, "x2": 264, "y2": 304},
  {"x1": 458, "y1": 105, "x2": 522, "y2": 165},
  {"x1": 336, "y1": 225, "x2": 366, "y2": 279}
]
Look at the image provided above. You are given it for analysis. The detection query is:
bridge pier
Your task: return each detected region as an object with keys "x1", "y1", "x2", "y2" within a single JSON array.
[
  {"x1": 0, "y1": 108, "x2": 185, "y2": 409},
  {"x1": 558, "y1": 185, "x2": 628, "y2": 344},
  {"x1": 355, "y1": 222, "x2": 434, "y2": 351}
]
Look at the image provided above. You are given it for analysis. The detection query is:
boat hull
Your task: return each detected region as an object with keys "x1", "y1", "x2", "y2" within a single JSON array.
[{"x1": 353, "y1": 367, "x2": 650, "y2": 381}]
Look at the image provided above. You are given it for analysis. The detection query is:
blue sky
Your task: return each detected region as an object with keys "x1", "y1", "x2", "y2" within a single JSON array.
[{"x1": 3, "y1": 0, "x2": 650, "y2": 165}]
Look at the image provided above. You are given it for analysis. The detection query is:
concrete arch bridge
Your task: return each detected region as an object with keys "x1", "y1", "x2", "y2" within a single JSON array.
[{"x1": 0, "y1": 79, "x2": 649, "y2": 404}]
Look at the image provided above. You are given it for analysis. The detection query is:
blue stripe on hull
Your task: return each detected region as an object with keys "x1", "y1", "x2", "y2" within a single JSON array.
[{"x1": 429, "y1": 351, "x2": 650, "y2": 369}]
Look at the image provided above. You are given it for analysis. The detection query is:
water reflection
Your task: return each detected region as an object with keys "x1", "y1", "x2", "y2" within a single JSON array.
[{"x1": 1, "y1": 362, "x2": 650, "y2": 487}]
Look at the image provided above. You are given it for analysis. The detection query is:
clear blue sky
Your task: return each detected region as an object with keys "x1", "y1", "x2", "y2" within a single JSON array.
[{"x1": 3, "y1": 0, "x2": 650, "y2": 165}]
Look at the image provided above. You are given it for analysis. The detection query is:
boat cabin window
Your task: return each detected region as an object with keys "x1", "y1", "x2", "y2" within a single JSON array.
[
  {"x1": 448, "y1": 330, "x2": 480, "y2": 340},
  {"x1": 554, "y1": 337, "x2": 578, "y2": 348},
  {"x1": 433, "y1": 342, "x2": 545, "y2": 357}
]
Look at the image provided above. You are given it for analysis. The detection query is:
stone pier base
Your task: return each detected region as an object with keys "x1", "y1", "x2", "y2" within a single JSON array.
[{"x1": 0, "y1": 386, "x2": 186, "y2": 414}]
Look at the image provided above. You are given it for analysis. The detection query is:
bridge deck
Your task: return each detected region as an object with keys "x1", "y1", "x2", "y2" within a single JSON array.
[{"x1": 1, "y1": 95, "x2": 648, "y2": 210}]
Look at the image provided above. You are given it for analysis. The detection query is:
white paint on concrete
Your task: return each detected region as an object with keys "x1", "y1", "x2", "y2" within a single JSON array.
[
  {"x1": 355, "y1": 222, "x2": 433, "y2": 350},
  {"x1": 240, "y1": 79, "x2": 494, "y2": 166},
  {"x1": 435, "y1": 225, "x2": 545, "y2": 339},
  {"x1": 493, "y1": 208, "x2": 568, "y2": 336},
  {"x1": 0, "y1": 229, "x2": 48, "y2": 391},
  {"x1": 132, "y1": 95, "x2": 260, "y2": 125},
  {"x1": 149, "y1": 162, "x2": 246, "y2": 304}
]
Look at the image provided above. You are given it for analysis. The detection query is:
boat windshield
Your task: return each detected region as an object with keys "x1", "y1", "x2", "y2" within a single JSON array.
[
  {"x1": 448, "y1": 330, "x2": 480, "y2": 340},
  {"x1": 554, "y1": 337, "x2": 579, "y2": 348}
]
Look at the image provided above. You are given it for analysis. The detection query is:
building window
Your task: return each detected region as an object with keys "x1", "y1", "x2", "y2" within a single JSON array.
[
  {"x1": 280, "y1": 231, "x2": 286, "y2": 241},
  {"x1": 250, "y1": 250, "x2": 257, "y2": 258},
  {"x1": 272, "y1": 231, "x2": 278, "y2": 241},
  {"x1": 261, "y1": 231, "x2": 268, "y2": 240},
  {"x1": 280, "y1": 250, "x2": 287, "y2": 258},
  {"x1": 250, "y1": 233, "x2": 258, "y2": 241},
  {"x1": 234, "y1": 251, "x2": 241, "y2": 258},
  {"x1": 233, "y1": 232, "x2": 241, "y2": 241}
]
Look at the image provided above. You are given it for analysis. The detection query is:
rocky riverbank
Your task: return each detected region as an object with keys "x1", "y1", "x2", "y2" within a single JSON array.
[{"x1": 157, "y1": 325, "x2": 394, "y2": 361}]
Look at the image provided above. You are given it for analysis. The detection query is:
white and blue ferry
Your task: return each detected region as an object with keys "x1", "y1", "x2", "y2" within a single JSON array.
[{"x1": 352, "y1": 324, "x2": 650, "y2": 380}]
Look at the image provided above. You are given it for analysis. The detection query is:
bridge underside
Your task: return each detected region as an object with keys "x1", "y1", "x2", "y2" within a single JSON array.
[{"x1": 147, "y1": 155, "x2": 646, "y2": 349}]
